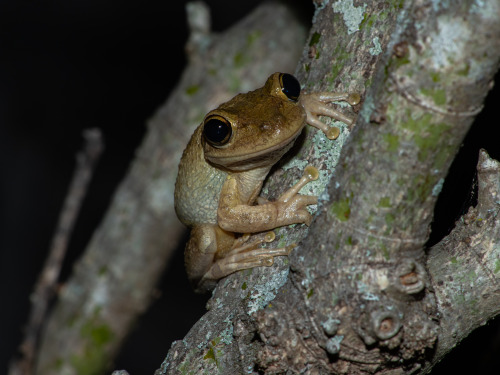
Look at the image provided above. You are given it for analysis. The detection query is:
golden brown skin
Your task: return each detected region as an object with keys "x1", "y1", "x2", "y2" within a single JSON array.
[{"x1": 175, "y1": 73, "x2": 359, "y2": 292}]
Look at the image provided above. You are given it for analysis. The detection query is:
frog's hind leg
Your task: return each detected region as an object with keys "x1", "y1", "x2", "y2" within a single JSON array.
[{"x1": 204, "y1": 231, "x2": 294, "y2": 282}]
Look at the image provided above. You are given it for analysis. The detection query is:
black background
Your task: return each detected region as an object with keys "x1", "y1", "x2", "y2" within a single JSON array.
[{"x1": 0, "y1": 1, "x2": 499, "y2": 374}]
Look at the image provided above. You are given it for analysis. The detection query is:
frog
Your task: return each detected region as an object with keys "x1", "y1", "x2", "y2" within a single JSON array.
[{"x1": 175, "y1": 72, "x2": 360, "y2": 292}]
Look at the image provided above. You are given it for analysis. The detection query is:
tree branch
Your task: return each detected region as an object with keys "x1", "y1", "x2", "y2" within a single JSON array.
[
  {"x1": 9, "y1": 129, "x2": 103, "y2": 375},
  {"x1": 427, "y1": 149, "x2": 500, "y2": 371}
]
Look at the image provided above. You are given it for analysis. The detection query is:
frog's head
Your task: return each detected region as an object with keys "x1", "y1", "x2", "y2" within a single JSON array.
[{"x1": 202, "y1": 73, "x2": 306, "y2": 171}]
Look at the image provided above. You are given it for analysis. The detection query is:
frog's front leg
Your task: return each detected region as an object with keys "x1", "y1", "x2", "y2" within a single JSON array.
[
  {"x1": 217, "y1": 166, "x2": 320, "y2": 233},
  {"x1": 300, "y1": 91, "x2": 361, "y2": 139},
  {"x1": 193, "y1": 166, "x2": 319, "y2": 291}
]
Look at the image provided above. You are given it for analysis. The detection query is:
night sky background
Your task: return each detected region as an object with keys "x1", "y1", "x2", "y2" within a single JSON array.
[{"x1": 0, "y1": 1, "x2": 499, "y2": 374}]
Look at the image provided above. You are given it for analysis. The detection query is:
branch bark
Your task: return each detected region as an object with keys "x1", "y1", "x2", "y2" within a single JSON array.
[
  {"x1": 158, "y1": 1, "x2": 500, "y2": 374},
  {"x1": 426, "y1": 149, "x2": 500, "y2": 371},
  {"x1": 10, "y1": 130, "x2": 103, "y2": 375}
]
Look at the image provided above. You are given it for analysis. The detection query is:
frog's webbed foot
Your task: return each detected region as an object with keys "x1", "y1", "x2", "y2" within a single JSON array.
[
  {"x1": 300, "y1": 91, "x2": 361, "y2": 139},
  {"x1": 254, "y1": 165, "x2": 319, "y2": 226},
  {"x1": 204, "y1": 231, "x2": 295, "y2": 281},
  {"x1": 275, "y1": 165, "x2": 319, "y2": 226}
]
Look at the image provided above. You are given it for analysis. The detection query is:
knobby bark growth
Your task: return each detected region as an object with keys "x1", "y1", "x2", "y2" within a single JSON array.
[{"x1": 159, "y1": 1, "x2": 500, "y2": 375}]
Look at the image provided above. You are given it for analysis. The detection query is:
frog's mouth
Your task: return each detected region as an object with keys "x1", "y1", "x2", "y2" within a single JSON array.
[{"x1": 205, "y1": 125, "x2": 303, "y2": 171}]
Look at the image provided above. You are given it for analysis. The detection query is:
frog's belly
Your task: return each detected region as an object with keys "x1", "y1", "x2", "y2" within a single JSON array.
[{"x1": 174, "y1": 163, "x2": 227, "y2": 227}]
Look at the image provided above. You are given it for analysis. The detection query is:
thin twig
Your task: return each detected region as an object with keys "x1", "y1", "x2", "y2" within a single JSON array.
[{"x1": 9, "y1": 129, "x2": 104, "y2": 375}]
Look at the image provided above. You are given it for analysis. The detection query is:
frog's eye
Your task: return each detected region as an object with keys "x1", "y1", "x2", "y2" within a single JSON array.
[
  {"x1": 203, "y1": 115, "x2": 232, "y2": 146},
  {"x1": 279, "y1": 73, "x2": 301, "y2": 102}
]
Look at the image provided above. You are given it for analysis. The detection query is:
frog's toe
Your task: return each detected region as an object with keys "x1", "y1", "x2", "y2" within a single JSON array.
[{"x1": 300, "y1": 210, "x2": 314, "y2": 226}]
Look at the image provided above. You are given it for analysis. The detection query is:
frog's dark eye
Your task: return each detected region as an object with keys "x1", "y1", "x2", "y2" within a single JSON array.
[
  {"x1": 203, "y1": 115, "x2": 232, "y2": 147},
  {"x1": 279, "y1": 73, "x2": 301, "y2": 102}
]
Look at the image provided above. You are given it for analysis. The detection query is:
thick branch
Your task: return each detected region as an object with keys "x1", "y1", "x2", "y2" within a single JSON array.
[
  {"x1": 256, "y1": 1, "x2": 500, "y2": 374},
  {"x1": 159, "y1": 0, "x2": 401, "y2": 373}
]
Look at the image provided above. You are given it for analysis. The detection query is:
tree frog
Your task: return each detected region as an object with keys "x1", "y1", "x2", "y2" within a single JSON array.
[{"x1": 175, "y1": 73, "x2": 359, "y2": 292}]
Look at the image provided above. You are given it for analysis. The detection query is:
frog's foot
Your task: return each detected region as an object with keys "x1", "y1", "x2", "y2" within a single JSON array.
[
  {"x1": 231, "y1": 231, "x2": 276, "y2": 254},
  {"x1": 300, "y1": 92, "x2": 361, "y2": 139},
  {"x1": 254, "y1": 166, "x2": 319, "y2": 227},
  {"x1": 204, "y1": 231, "x2": 295, "y2": 281},
  {"x1": 274, "y1": 165, "x2": 319, "y2": 226}
]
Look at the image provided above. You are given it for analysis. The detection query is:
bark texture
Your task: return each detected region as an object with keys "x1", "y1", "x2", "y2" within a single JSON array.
[
  {"x1": 426, "y1": 150, "x2": 500, "y2": 371},
  {"x1": 33, "y1": 3, "x2": 307, "y2": 374},
  {"x1": 158, "y1": 1, "x2": 500, "y2": 375}
]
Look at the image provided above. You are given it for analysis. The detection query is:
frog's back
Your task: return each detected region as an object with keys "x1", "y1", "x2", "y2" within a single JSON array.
[{"x1": 175, "y1": 125, "x2": 227, "y2": 227}]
